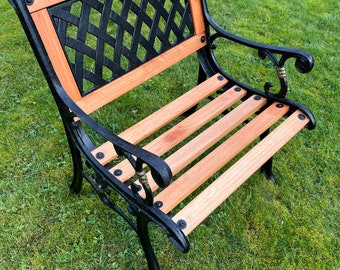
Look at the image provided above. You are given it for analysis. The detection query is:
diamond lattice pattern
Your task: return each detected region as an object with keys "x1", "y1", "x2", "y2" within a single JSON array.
[{"x1": 49, "y1": 0, "x2": 194, "y2": 94}]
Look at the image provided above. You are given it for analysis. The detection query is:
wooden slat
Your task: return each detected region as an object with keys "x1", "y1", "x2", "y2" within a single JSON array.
[
  {"x1": 173, "y1": 110, "x2": 310, "y2": 235},
  {"x1": 76, "y1": 35, "x2": 207, "y2": 114},
  {"x1": 107, "y1": 86, "x2": 249, "y2": 181},
  {"x1": 142, "y1": 94, "x2": 268, "y2": 194},
  {"x1": 28, "y1": 0, "x2": 67, "y2": 13},
  {"x1": 31, "y1": 9, "x2": 82, "y2": 101},
  {"x1": 141, "y1": 89, "x2": 247, "y2": 162},
  {"x1": 164, "y1": 95, "x2": 267, "y2": 176},
  {"x1": 110, "y1": 93, "x2": 267, "y2": 199},
  {"x1": 92, "y1": 74, "x2": 228, "y2": 165},
  {"x1": 156, "y1": 101, "x2": 289, "y2": 213},
  {"x1": 188, "y1": 0, "x2": 206, "y2": 35}
]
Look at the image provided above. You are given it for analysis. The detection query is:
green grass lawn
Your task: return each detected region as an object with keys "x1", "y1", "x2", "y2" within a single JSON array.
[{"x1": 0, "y1": 0, "x2": 339, "y2": 269}]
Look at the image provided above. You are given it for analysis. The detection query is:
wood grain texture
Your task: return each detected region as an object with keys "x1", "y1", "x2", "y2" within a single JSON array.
[
  {"x1": 28, "y1": 0, "x2": 66, "y2": 13},
  {"x1": 188, "y1": 0, "x2": 206, "y2": 35},
  {"x1": 76, "y1": 35, "x2": 207, "y2": 114},
  {"x1": 31, "y1": 9, "x2": 82, "y2": 101},
  {"x1": 92, "y1": 74, "x2": 228, "y2": 165},
  {"x1": 107, "y1": 85, "x2": 247, "y2": 183},
  {"x1": 173, "y1": 110, "x2": 309, "y2": 235},
  {"x1": 156, "y1": 101, "x2": 288, "y2": 213}
]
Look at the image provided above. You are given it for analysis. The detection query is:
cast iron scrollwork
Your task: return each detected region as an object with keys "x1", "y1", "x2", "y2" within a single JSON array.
[
  {"x1": 82, "y1": 168, "x2": 138, "y2": 231},
  {"x1": 257, "y1": 48, "x2": 314, "y2": 98},
  {"x1": 113, "y1": 146, "x2": 172, "y2": 207},
  {"x1": 202, "y1": 0, "x2": 314, "y2": 99},
  {"x1": 134, "y1": 170, "x2": 154, "y2": 206}
]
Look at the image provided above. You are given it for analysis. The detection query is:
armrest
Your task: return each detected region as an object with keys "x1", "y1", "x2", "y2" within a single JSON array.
[
  {"x1": 57, "y1": 85, "x2": 172, "y2": 190},
  {"x1": 202, "y1": 0, "x2": 314, "y2": 98}
]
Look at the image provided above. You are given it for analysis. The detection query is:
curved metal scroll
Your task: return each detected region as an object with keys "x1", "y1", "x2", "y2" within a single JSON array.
[{"x1": 202, "y1": 0, "x2": 314, "y2": 99}]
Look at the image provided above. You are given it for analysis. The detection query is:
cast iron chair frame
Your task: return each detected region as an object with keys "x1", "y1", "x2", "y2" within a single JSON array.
[{"x1": 9, "y1": 0, "x2": 316, "y2": 269}]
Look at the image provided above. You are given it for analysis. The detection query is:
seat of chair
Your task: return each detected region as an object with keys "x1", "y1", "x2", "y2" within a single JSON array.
[{"x1": 89, "y1": 72, "x2": 309, "y2": 235}]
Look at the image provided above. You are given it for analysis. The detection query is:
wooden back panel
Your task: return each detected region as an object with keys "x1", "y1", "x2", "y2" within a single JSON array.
[{"x1": 27, "y1": 0, "x2": 207, "y2": 112}]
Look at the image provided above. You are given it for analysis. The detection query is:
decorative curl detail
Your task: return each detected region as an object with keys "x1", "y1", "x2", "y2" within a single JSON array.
[{"x1": 295, "y1": 55, "x2": 314, "y2": 74}]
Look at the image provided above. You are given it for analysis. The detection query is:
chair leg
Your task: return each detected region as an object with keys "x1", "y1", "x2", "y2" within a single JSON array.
[
  {"x1": 137, "y1": 214, "x2": 160, "y2": 270},
  {"x1": 261, "y1": 157, "x2": 276, "y2": 182},
  {"x1": 182, "y1": 64, "x2": 207, "y2": 117},
  {"x1": 66, "y1": 133, "x2": 83, "y2": 195},
  {"x1": 260, "y1": 129, "x2": 276, "y2": 182}
]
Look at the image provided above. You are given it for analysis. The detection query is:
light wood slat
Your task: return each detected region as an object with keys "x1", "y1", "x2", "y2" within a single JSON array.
[
  {"x1": 107, "y1": 86, "x2": 249, "y2": 181},
  {"x1": 28, "y1": 0, "x2": 66, "y2": 13},
  {"x1": 31, "y1": 9, "x2": 82, "y2": 101},
  {"x1": 188, "y1": 0, "x2": 206, "y2": 35},
  {"x1": 92, "y1": 74, "x2": 228, "y2": 165},
  {"x1": 141, "y1": 94, "x2": 268, "y2": 195},
  {"x1": 140, "y1": 89, "x2": 247, "y2": 162},
  {"x1": 173, "y1": 110, "x2": 310, "y2": 235},
  {"x1": 111, "y1": 93, "x2": 267, "y2": 199},
  {"x1": 76, "y1": 35, "x2": 207, "y2": 114},
  {"x1": 163, "y1": 95, "x2": 267, "y2": 177},
  {"x1": 156, "y1": 102, "x2": 289, "y2": 213}
]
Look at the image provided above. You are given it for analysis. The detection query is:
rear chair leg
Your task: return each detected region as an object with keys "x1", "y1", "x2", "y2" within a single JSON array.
[
  {"x1": 182, "y1": 64, "x2": 207, "y2": 117},
  {"x1": 66, "y1": 132, "x2": 83, "y2": 194},
  {"x1": 261, "y1": 157, "x2": 276, "y2": 182},
  {"x1": 260, "y1": 129, "x2": 276, "y2": 182}
]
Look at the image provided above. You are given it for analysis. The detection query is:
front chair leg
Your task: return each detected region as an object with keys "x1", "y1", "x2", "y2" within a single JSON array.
[{"x1": 137, "y1": 214, "x2": 160, "y2": 270}]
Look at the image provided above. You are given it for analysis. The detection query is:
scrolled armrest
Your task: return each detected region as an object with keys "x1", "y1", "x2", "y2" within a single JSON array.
[
  {"x1": 56, "y1": 84, "x2": 172, "y2": 191},
  {"x1": 202, "y1": 0, "x2": 314, "y2": 98},
  {"x1": 113, "y1": 140, "x2": 172, "y2": 189}
]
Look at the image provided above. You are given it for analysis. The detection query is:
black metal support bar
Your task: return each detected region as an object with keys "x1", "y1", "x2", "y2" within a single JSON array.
[
  {"x1": 137, "y1": 214, "x2": 160, "y2": 270},
  {"x1": 66, "y1": 129, "x2": 84, "y2": 195},
  {"x1": 260, "y1": 129, "x2": 276, "y2": 182}
]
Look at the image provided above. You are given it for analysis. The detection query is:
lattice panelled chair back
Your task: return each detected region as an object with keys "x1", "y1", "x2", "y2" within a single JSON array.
[{"x1": 9, "y1": 0, "x2": 315, "y2": 269}]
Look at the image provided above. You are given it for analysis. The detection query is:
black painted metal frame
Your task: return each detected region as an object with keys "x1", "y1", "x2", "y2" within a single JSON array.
[{"x1": 9, "y1": 0, "x2": 316, "y2": 269}]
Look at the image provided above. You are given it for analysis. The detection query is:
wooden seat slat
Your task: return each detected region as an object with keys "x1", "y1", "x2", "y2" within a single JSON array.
[
  {"x1": 108, "y1": 86, "x2": 250, "y2": 182},
  {"x1": 163, "y1": 95, "x2": 267, "y2": 177},
  {"x1": 92, "y1": 74, "x2": 228, "y2": 165},
  {"x1": 111, "y1": 93, "x2": 267, "y2": 197},
  {"x1": 156, "y1": 102, "x2": 289, "y2": 213},
  {"x1": 138, "y1": 94, "x2": 269, "y2": 196},
  {"x1": 173, "y1": 110, "x2": 309, "y2": 235}
]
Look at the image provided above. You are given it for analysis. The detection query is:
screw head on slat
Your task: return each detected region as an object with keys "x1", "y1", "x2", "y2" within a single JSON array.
[
  {"x1": 113, "y1": 169, "x2": 123, "y2": 176},
  {"x1": 177, "y1": 219, "x2": 187, "y2": 229},
  {"x1": 298, "y1": 114, "x2": 306, "y2": 120},
  {"x1": 154, "y1": 201, "x2": 163, "y2": 208},
  {"x1": 95, "y1": 152, "x2": 105, "y2": 160}
]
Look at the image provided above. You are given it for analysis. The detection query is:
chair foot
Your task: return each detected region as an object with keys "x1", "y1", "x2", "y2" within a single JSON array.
[{"x1": 69, "y1": 171, "x2": 83, "y2": 195}]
